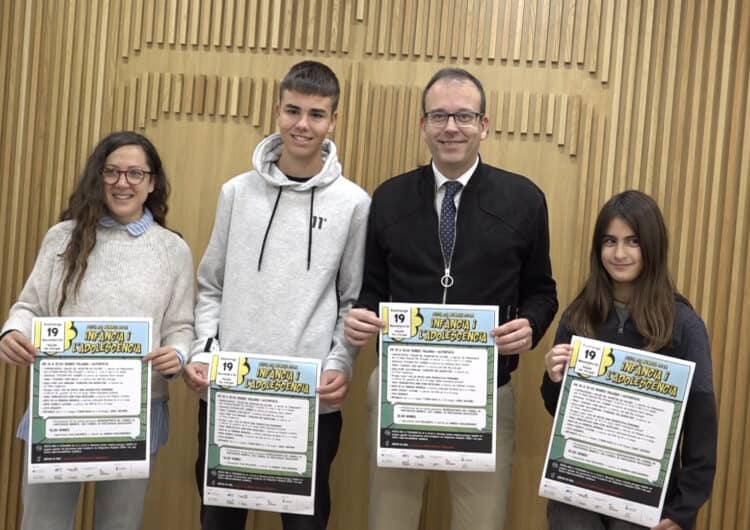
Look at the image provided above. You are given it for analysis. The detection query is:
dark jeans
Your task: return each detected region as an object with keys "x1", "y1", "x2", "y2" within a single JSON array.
[{"x1": 195, "y1": 399, "x2": 343, "y2": 530}]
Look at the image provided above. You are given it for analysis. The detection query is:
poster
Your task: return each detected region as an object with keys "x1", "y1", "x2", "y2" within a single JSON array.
[
  {"x1": 203, "y1": 352, "x2": 321, "y2": 515},
  {"x1": 28, "y1": 317, "x2": 152, "y2": 484},
  {"x1": 377, "y1": 302, "x2": 498, "y2": 472},
  {"x1": 539, "y1": 335, "x2": 695, "y2": 526}
]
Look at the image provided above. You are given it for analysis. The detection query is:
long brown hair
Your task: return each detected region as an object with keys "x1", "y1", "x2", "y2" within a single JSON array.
[
  {"x1": 567, "y1": 190, "x2": 677, "y2": 351},
  {"x1": 57, "y1": 131, "x2": 170, "y2": 313}
]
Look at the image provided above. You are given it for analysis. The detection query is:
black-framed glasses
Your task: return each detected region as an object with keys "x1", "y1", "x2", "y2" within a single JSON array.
[
  {"x1": 424, "y1": 111, "x2": 483, "y2": 128},
  {"x1": 101, "y1": 167, "x2": 152, "y2": 185}
]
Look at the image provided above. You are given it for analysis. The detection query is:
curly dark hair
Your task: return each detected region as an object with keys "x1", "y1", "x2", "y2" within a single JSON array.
[{"x1": 57, "y1": 131, "x2": 170, "y2": 312}]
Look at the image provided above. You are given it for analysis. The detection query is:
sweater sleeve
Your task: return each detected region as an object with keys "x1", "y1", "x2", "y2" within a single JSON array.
[
  {"x1": 325, "y1": 194, "x2": 370, "y2": 378},
  {"x1": 539, "y1": 316, "x2": 573, "y2": 416},
  {"x1": 191, "y1": 186, "x2": 232, "y2": 363},
  {"x1": 518, "y1": 191, "x2": 558, "y2": 346},
  {"x1": 661, "y1": 314, "x2": 717, "y2": 530},
  {"x1": 1, "y1": 225, "x2": 67, "y2": 338},
  {"x1": 160, "y1": 238, "x2": 196, "y2": 364}
]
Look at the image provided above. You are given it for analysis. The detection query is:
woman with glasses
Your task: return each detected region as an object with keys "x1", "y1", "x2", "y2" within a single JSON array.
[{"x1": 0, "y1": 130, "x2": 195, "y2": 530}]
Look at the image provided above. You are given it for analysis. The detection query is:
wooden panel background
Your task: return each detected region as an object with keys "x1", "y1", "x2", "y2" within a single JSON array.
[{"x1": 1, "y1": 1, "x2": 748, "y2": 529}]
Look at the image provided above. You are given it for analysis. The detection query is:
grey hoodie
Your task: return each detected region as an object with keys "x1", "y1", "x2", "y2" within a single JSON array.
[{"x1": 191, "y1": 134, "x2": 370, "y2": 413}]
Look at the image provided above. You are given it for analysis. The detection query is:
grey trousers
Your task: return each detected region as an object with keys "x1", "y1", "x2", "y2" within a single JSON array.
[{"x1": 21, "y1": 458, "x2": 151, "y2": 530}]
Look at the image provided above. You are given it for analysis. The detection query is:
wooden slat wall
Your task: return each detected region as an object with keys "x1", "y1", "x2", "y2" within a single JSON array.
[{"x1": 1, "y1": 1, "x2": 748, "y2": 529}]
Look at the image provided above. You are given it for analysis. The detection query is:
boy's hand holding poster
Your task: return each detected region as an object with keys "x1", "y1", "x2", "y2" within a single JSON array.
[
  {"x1": 377, "y1": 302, "x2": 498, "y2": 472},
  {"x1": 28, "y1": 317, "x2": 152, "y2": 483},
  {"x1": 539, "y1": 335, "x2": 695, "y2": 527},
  {"x1": 203, "y1": 352, "x2": 321, "y2": 515}
]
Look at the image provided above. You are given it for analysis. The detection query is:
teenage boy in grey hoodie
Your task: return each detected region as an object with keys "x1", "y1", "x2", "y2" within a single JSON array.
[{"x1": 184, "y1": 61, "x2": 370, "y2": 530}]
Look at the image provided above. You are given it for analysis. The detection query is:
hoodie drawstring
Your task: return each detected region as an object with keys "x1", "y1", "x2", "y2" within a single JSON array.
[
  {"x1": 257, "y1": 187, "x2": 283, "y2": 271},
  {"x1": 307, "y1": 187, "x2": 316, "y2": 270}
]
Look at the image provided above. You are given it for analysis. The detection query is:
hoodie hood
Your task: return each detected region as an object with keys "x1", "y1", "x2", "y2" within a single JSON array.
[{"x1": 252, "y1": 133, "x2": 341, "y2": 190}]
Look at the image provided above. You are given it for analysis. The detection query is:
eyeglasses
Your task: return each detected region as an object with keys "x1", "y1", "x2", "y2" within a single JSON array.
[
  {"x1": 424, "y1": 111, "x2": 483, "y2": 128},
  {"x1": 101, "y1": 167, "x2": 152, "y2": 185}
]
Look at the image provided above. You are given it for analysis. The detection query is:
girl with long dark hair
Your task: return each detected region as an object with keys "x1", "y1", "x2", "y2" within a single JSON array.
[{"x1": 541, "y1": 190, "x2": 716, "y2": 530}]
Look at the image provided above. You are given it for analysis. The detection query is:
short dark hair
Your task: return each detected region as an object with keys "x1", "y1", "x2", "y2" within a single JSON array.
[
  {"x1": 279, "y1": 61, "x2": 340, "y2": 111},
  {"x1": 422, "y1": 68, "x2": 486, "y2": 115}
]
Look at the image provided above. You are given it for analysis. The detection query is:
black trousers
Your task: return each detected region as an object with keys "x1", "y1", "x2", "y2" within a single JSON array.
[{"x1": 195, "y1": 399, "x2": 343, "y2": 530}]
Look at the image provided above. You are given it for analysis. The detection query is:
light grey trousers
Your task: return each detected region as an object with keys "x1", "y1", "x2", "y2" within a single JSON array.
[{"x1": 21, "y1": 459, "x2": 151, "y2": 530}]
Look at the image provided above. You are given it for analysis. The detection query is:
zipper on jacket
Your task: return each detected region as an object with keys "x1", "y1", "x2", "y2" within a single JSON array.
[{"x1": 439, "y1": 230, "x2": 456, "y2": 304}]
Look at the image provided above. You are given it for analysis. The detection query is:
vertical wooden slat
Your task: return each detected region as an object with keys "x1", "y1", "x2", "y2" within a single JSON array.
[
  {"x1": 520, "y1": 91, "x2": 530, "y2": 134},
  {"x1": 643, "y1": 3, "x2": 669, "y2": 195},
  {"x1": 450, "y1": 0, "x2": 463, "y2": 59},
  {"x1": 178, "y1": 0, "x2": 189, "y2": 45},
  {"x1": 399, "y1": 0, "x2": 413, "y2": 57},
  {"x1": 525, "y1": 0, "x2": 537, "y2": 62},
  {"x1": 132, "y1": 0, "x2": 144, "y2": 50},
  {"x1": 144, "y1": 0, "x2": 156, "y2": 44},
  {"x1": 602, "y1": 0, "x2": 628, "y2": 200},
  {"x1": 413, "y1": 0, "x2": 426, "y2": 57},
  {"x1": 120, "y1": 0, "x2": 133, "y2": 57},
  {"x1": 562, "y1": 0, "x2": 576, "y2": 64},
  {"x1": 630, "y1": 0, "x2": 655, "y2": 191},
  {"x1": 235, "y1": 0, "x2": 248, "y2": 48},
  {"x1": 587, "y1": 0, "x2": 601, "y2": 73},
  {"x1": 189, "y1": 0, "x2": 201, "y2": 46},
  {"x1": 173, "y1": 73, "x2": 184, "y2": 113},
  {"x1": 154, "y1": 0, "x2": 166, "y2": 44},
  {"x1": 199, "y1": 0, "x2": 212, "y2": 46},
  {"x1": 317, "y1": 0, "x2": 329, "y2": 52},
  {"x1": 305, "y1": 0, "x2": 317, "y2": 50},
  {"x1": 160, "y1": 72, "x2": 172, "y2": 113},
  {"x1": 545, "y1": 92, "x2": 556, "y2": 135},
  {"x1": 533, "y1": 93, "x2": 543, "y2": 135},
  {"x1": 149, "y1": 71, "x2": 161, "y2": 121},
  {"x1": 364, "y1": 0, "x2": 377, "y2": 53},
  {"x1": 193, "y1": 74, "x2": 206, "y2": 115},
  {"x1": 390, "y1": 0, "x2": 403, "y2": 55},
  {"x1": 378, "y1": 0, "x2": 391, "y2": 55},
  {"x1": 556, "y1": 93, "x2": 568, "y2": 145},
  {"x1": 475, "y1": 0, "x2": 487, "y2": 59},
  {"x1": 494, "y1": 91, "x2": 505, "y2": 133},
  {"x1": 549, "y1": 0, "x2": 562, "y2": 63},
  {"x1": 341, "y1": 0, "x2": 353, "y2": 52},
  {"x1": 355, "y1": 0, "x2": 366, "y2": 21},
  {"x1": 293, "y1": 0, "x2": 305, "y2": 50},
  {"x1": 568, "y1": 95, "x2": 581, "y2": 155},
  {"x1": 463, "y1": 0, "x2": 475, "y2": 59},
  {"x1": 488, "y1": 0, "x2": 500, "y2": 60},
  {"x1": 507, "y1": 91, "x2": 518, "y2": 133},
  {"x1": 217, "y1": 75, "x2": 229, "y2": 116},
  {"x1": 223, "y1": 0, "x2": 235, "y2": 47},
  {"x1": 424, "y1": 0, "x2": 439, "y2": 57},
  {"x1": 330, "y1": 0, "x2": 342, "y2": 52},
  {"x1": 577, "y1": 0, "x2": 590, "y2": 65},
  {"x1": 167, "y1": 0, "x2": 178, "y2": 45},
  {"x1": 211, "y1": 0, "x2": 223, "y2": 47},
  {"x1": 512, "y1": 0, "x2": 525, "y2": 62},
  {"x1": 240, "y1": 77, "x2": 252, "y2": 118},
  {"x1": 675, "y1": 0, "x2": 710, "y2": 290},
  {"x1": 600, "y1": 0, "x2": 615, "y2": 83},
  {"x1": 137, "y1": 72, "x2": 150, "y2": 128},
  {"x1": 500, "y1": 0, "x2": 513, "y2": 60},
  {"x1": 538, "y1": 0, "x2": 550, "y2": 62}
]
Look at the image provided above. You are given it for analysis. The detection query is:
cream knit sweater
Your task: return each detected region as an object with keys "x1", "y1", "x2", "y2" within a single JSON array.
[{"x1": 2, "y1": 220, "x2": 195, "y2": 400}]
